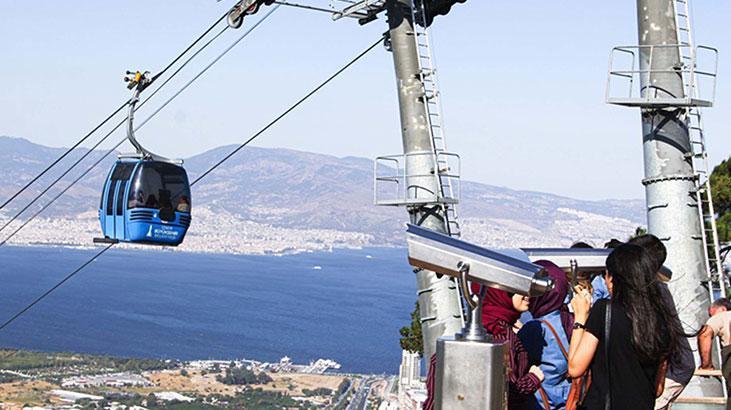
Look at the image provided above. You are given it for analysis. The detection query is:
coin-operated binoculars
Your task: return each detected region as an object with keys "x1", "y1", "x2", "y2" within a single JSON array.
[
  {"x1": 522, "y1": 247, "x2": 612, "y2": 290},
  {"x1": 406, "y1": 224, "x2": 554, "y2": 409}
]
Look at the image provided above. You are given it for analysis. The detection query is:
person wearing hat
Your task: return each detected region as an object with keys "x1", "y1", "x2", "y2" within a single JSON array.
[{"x1": 629, "y1": 234, "x2": 694, "y2": 409}]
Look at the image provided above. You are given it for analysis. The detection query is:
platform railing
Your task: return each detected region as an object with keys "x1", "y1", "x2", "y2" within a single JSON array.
[
  {"x1": 605, "y1": 44, "x2": 718, "y2": 107},
  {"x1": 374, "y1": 151, "x2": 460, "y2": 206}
]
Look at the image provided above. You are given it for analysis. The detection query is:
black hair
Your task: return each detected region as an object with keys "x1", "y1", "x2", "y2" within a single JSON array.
[
  {"x1": 606, "y1": 243, "x2": 686, "y2": 363},
  {"x1": 628, "y1": 234, "x2": 667, "y2": 273},
  {"x1": 712, "y1": 298, "x2": 731, "y2": 311},
  {"x1": 604, "y1": 239, "x2": 624, "y2": 249},
  {"x1": 571, "y1": 241, "x2": 594, "y2": 249}
]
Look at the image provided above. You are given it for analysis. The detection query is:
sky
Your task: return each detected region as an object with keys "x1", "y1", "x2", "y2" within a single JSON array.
[{"x1": 0, "y1": 1, "x2": 729, "y2": 201}]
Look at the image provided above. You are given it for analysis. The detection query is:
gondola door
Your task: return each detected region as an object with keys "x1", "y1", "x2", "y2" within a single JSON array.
[
  {"x1": 112, "y1": 178, "x2": 128, "y2": 239},
  {"x1": 101, "y1": 161, "x2": 135, "y2": 240}
]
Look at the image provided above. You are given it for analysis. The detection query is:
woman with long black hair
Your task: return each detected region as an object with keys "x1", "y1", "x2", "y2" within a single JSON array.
[{"x1": 567, "y1": 243, "x2": 687, "y2": 409}]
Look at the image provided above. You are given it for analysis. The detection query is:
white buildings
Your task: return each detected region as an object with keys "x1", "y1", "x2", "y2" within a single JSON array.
[
  {"x1": 154, "y1": 391, "x2": 194, "y2": 402},
  {"x1": 398, "y1": 350, "x2": 421, "y2": 390},
  {"x1": 61, "y1": 372, "x2": 151, "y2": 388},
  {"x1": 398, "y1": 350, "x2": 427, "y2": 410}
]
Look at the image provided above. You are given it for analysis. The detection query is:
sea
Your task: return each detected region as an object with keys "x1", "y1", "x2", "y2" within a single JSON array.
[{"x1": 0, "y1": 245, "x2": 417, "y2": 375}]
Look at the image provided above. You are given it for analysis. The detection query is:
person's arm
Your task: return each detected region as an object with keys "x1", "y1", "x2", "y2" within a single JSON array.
[
  {"x1": 511, "y1": 364, "x2": 544, "y2": 394},
  {"x1": 568, "y1": 289, "x2": 599, "y2": 378},
  {"x1": 506, "y1": 332, "x2": 544, "y2": 394},
  {"x1": 698, "y1": 325, "x2": 716, "y2": 369}
]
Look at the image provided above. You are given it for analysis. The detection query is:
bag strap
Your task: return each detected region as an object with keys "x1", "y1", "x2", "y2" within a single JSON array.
[
  {"x1": 541, "y1": 320, "x2": 569, "y2": 360},
  {"x1": 538, "y1": 386, "x2": 551, "y2": 410},
  {"x1": 605, "y1": 301, "x2": 612, "y2": 410}
]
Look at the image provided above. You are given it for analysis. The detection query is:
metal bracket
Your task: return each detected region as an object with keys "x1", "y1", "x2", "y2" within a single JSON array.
[
  {"x1": 647, "y1": 202, "x2": 670, "y2": 211},
  {"x1": 122, "y1": 70, "x2": 183, "y2": 165},
  {"x1": 454, "y1": 262, "x2": 489, "y2": 343},
  {"x1": 331, "y1": 0, "x2": 385, "y2": 21}
]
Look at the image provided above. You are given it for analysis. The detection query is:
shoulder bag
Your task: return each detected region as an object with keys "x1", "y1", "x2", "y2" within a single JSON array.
[{"x1": 538, "y1": 320, "x2": 569, "y2": 410}]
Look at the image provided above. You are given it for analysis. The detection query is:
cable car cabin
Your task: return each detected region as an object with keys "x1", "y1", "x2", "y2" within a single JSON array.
[{"x1": 98, "y1": 159, "x2": 191, "y2": 246}]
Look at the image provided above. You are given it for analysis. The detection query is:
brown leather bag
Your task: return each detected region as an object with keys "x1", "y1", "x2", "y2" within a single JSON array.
[
  {"x1": 540, "y1": 320, "x2": 573, "y2": 410},
  {"x1": 566, "y1": 372, "x2": 592, "y2": 410},
  {"x1": 655, "y1": 359, "x2": 669, "y2": 398}
]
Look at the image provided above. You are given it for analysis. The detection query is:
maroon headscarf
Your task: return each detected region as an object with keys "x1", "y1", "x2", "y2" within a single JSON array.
[
  {"x1": 530, "y1": 260, "x2": 574, "y2": 337},
  {"x1": 471, "y1": 283, "x2": 522, "y2": 336}
]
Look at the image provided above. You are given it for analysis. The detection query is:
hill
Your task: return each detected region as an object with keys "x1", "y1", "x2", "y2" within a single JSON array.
[{"x1": 0, "y1": 136, "x2": 644, "y2": 252}]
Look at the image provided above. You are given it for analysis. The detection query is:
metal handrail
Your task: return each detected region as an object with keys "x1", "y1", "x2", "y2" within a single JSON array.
[
  {"x1": 374, "y1": 151, "x2": 461, "y2": 205},
  {"x1": 606, "y1": 44, "x2": 718, "y2": 105}
]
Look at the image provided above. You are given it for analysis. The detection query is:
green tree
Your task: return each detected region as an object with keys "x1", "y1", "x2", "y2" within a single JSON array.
[
  {"x1": 216, "y1": 365, "x2": 272, "y2": 385},
  {"x1": 399, "y1": 301, "x2": 423, "y2": 356},
  {"x1": 711, "y1": 157, "x2": 731, "y2": 242},
  {"x1": 628, "y1": 226, "x2": 647, "y2": 240}
]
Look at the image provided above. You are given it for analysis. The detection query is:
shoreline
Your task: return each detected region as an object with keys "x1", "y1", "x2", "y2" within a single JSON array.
[
  {"x1": 0, "y1": 241, "x2": 397, "y2": 258},
  {"x1": 0, "y1": 347, "x2": 393, "y2": 377}
]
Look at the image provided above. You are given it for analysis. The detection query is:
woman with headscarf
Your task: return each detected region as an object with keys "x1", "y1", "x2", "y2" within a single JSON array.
[
  {"x1": 422, "y1": 284, "x2": 544, "y2": 410},
  {"x1": 518, "y1": 260, "x2": 574, "y2": 409},
  {"x1": 480, "y1": 285, "x2": 546, "y2": 408}
]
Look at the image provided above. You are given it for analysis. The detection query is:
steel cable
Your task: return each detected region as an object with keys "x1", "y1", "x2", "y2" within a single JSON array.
[
  {"x1": 0, "y1": 7, "x2": 277, "y2": 246},
  {"x1": 0, "y1": 10, "x2": 228, "y2": 213},
  {"x1": 0, "y1": 25, "x2": 230, "y2": 237},
  {"x1": 0, "y1": 244, "x2": 114, "y2": 332},
  {"x1": 0, "y1": 35, "x2": 382, "y2": 333},
  {"x1": 191, "y1": 35, "x2": 384, "y2": 186}
]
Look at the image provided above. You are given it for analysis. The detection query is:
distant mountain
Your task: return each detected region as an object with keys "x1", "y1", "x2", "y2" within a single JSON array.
[{"x1": 0, "y1": 136, "x2": 645, "y2": 249}]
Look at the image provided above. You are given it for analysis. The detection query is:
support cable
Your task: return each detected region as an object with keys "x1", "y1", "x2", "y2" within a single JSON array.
[
  {"x1": 0, "y1": 142, "x2": 124, "y2": 247},
  {"x1": 0, "y1": 11, "x2": 228, "y2": 213},
  {"x1": 0, "y1": 244, "x2": 114, "y2": 332},
  {"x1": 0, "y1": 25, "x2": 229, "y2": 236},
  {"x1": 191, "y1": 35, "x2": 383, "y2": 186},
  {"x1": 0, "y1": 8, "x2": 278, "y2": 246},
  {"x1": 0, "y1": 36, "x2": 382, "y2": 334}
]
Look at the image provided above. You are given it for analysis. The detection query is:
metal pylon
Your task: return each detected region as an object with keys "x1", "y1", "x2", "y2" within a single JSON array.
[{"x1": 410, "y1": 0, "x2": 461, "y2": 238}]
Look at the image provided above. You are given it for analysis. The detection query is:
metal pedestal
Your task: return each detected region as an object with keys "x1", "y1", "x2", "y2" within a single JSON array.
[{"x1": 434, "y1": 336, "x2": 508, "y2": 410}]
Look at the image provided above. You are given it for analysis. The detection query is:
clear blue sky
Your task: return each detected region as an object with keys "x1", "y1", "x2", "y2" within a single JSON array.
[{"x1": 0, "y1": 1, "x2": 729, "y2": 200}]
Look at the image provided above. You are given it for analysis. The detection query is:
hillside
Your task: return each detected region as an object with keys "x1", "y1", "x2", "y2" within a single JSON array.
[{"x1": 0, "y1": 136, "x2": 645, "y2": 252}]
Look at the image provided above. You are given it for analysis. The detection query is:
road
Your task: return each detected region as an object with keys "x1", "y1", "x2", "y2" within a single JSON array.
[{"x1": 347, "y1": 377, "x2": 373, "y2": 410}]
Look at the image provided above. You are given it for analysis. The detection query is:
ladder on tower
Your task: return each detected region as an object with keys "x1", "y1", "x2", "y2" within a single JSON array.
[
  {"x1": 674, "y1": 0, "x2": 727, "y2": 302},
  {"x1": 673, "y1": 0, "x2": 728, "y2": 405},
  {"x1": 411, "y1": 0, "x2": 461, "y2": 238}
]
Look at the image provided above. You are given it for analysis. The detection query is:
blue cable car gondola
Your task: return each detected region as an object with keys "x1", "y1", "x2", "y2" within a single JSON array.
[{"x1": 95, "y1": 71, "x2": 191, "y2": 246}]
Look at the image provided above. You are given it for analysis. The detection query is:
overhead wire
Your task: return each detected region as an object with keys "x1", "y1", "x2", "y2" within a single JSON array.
[
  {"x1": 0, "y1": 244, "x2": 114, "y2": 333},
  {"x1": 0, "y1": 34, "x2": 384, "y2": 331},
  {"x1": 0, "y1": 24, "x2": 230, "y2": 237},
  {"x1": 0, "y1": 11, "x2": 229, "y2": 213},
  {"x1": 0, "y1": 6, "x2": 278, "y2": 246},
  {"x1": 191, "y1": 35, "x2": 384, "y2": 187}
]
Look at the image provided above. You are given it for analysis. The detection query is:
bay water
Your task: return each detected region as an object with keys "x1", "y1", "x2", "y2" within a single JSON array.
[{"x1": 0, "y1": 246, "x2": 417, "y2": 374}]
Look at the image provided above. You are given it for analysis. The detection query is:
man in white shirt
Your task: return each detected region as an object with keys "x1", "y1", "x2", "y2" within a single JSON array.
[{"x1": 698, "y1": 297, "x2": 731, "y2": 408}]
